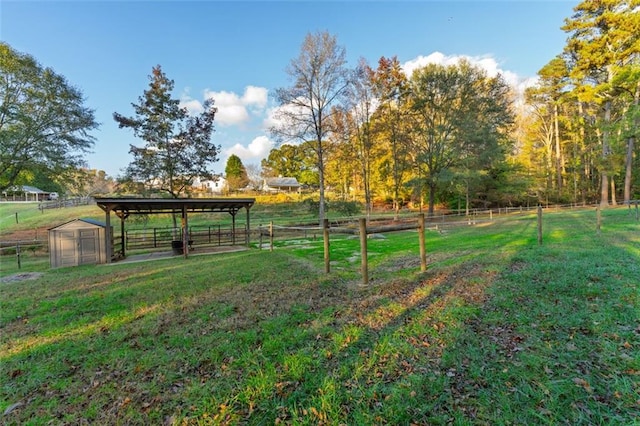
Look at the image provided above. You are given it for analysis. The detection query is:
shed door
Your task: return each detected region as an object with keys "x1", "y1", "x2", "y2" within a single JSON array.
[
  {"x1": 78, "y1": 229, "x2": 99, "y2": 265},
  {"x1": 58, "y1": 230, "x2": 78, "y2": 267}
]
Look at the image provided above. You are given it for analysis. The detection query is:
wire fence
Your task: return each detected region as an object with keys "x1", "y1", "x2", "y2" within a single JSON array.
[{"x1": 1, "y1": 202, "x2": 638, "y2": 271}]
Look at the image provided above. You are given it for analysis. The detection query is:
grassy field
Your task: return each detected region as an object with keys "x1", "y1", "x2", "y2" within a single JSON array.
[
  {"x1": 1, "y1": 204, "x2": 639, "y2": 424},
  {"x1": 0, "y1": 197, "x2": 349, "y2": 242}
]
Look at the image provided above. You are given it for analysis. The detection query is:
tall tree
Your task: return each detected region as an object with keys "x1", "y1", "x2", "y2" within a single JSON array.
[
  {"x1": 528, "y1": 56, "x2": 571, "y2": 197},
  {"x1": 408, "y1": 60, "x2": 513, "y2": 215},
  {"x1": 346, "y1": 58, "x2": 377, "y2": 216},
  {"x1": 225, "y1": 154, "x2": 249, "y2": 192},
  {"x1": 325, "y1": 106, "x2": 359, "y2": 200},
  {"x1": 562, "y1": 0, "x2": 639, "y2": 205},
  {"x1": 620, "y1": 72, "x2": 640, "y2": 202},
  {"x1": 0, "y1": 42, "x2": 97, "y2": 192},
  {"x1": 371, "y1": 56, "x2": 411, "y2": 219},
  {"x1": 261, "y1": 142, "x2": 318, "y2": 186},
  {"x1": 114, "y1": 65, "x2": 219, "y2": 199},
  {"x1": 270, "y1": 31, "x2": 350, "y2": 222}
]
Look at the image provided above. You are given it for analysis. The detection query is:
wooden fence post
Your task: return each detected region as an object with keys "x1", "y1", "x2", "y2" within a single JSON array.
[
  {"x1": 418, "y1": 213, "x2": 427, "y2": 272},
  {"x1": 359, "y1": 218, "x2": 368, "y2": 286},
  {"x1": 596, "y1": 205, "x2": 601, "y2": 234},
  {"x1": 323, "y1": 219, "x2": 330, "y2": 274},
  {"x1": 269, "y1": 221, "x2": 274, "y2": 252},
  {"x1": 15, "y1": 243, "x2": 22, "y2": 269},
  {"x1": 537, "y1": 205, "x2": 543, "y2": 245}
]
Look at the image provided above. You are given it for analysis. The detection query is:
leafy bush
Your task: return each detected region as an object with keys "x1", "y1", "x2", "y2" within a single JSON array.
[
  {"x1": 301, "y1": 197, "x2": 320, "y2": 216},
  {"x1": 328, "y1": 200, "x2": 362, "y2": 216},
  {"x1": 301, "y1": 197, "x2": 331, "y2": 216}
]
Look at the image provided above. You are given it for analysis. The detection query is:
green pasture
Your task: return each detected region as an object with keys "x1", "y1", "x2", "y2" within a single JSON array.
[{"x1": 1, "y1": 205, "x2": 638, "y2": 424}]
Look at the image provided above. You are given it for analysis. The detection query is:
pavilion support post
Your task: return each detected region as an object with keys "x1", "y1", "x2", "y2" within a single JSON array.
[
  {"x1": 120, "y1": 215, "x2": 126, "y2": 259},
  {"x1": 182, "y1": 206, "x2": 189, "y2": 258},
  {"x1": 231, "y1": 212, "x2": 237, "y2": 245},
  {"x1": 105, "y1": 207, "x2": 112, "y2": 264},
  {"x1": 245, "y1": 207, "x2": 251, "y2": 247}
]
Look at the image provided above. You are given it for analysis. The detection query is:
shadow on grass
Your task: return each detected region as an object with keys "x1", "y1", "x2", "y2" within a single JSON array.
[{"x1": 1, "y1": 210, "x2": 638, "y2": 424}]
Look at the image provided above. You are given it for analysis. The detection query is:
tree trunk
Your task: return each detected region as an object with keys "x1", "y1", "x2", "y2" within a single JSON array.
[
  {"x1": 624, "y1": 136, "x2": 635, "y2": 204},
  {"x1": 428, "y1": 181, "x2": 436, "y2": 216},
  {"x1": 611, "y1": 178, "x2": 617, "y2": 206},
  {"x1": 391, "y1": 110, "x2": 402, "y2": 221},
  {"x1": 554, "y1": 103, "x2": 563, "y2": 195},
  {"x1": 465, "y1": 181, "x2": 470, "y2": 216},
  {"x1": 579, "y1": 102, "x2": 588, "y2": 205},
  {"x1": 317, "y1": 142, "x2": 326, "y2": 224},
  {"x1": 601, "y1": 100, "x2": 611, "y2": 207},
  {"x1": 363, "y1": 159, "x2": 371, "y2": 218}
]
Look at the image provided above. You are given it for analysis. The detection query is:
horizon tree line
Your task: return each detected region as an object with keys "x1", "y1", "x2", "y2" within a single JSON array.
[{"x1": 2, "y1": 0, "x2": 637, "y2": 214}]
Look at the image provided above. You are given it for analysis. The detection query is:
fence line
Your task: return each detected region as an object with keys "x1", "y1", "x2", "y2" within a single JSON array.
[
  {"x1": 38, "y1": 197, "x2": 94, "y2": 210},
  {"x1": 124, "y1": 225, "x2": 245, "y2": 251},
  {"x1": 2, "y1": 203, "x2": 636, "y2": 270}
]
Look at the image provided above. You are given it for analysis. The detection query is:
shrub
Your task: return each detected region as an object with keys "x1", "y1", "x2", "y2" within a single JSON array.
[{"x1": 329, "y1": 200, "x2": 362, "y2": 216}]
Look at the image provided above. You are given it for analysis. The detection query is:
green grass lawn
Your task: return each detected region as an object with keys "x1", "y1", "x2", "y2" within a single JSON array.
[
  {"x1": 0, "y1": 199, "x2": 320, "y2": 241},
  {"x1": 1, "y1": 206, "x2": 638, "y2": 424}
]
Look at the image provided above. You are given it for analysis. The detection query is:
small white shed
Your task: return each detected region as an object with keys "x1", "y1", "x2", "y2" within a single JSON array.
[{"x1": 49, "y1": 218, "x2": 109, "y2": 268}]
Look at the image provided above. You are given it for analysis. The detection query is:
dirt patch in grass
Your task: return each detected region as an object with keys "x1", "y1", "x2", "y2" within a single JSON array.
[
  {"x1": 0, "y1": 227, "x2": 48, "y2": 242},
  {"x1": 0, "y1": 272, "x2": 44, "y2": 284}
]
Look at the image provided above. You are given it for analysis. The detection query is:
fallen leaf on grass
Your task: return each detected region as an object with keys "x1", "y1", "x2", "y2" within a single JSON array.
[
  {"x1": 119, "y1": 397, "x2": 132, "y2": 409},
  {"x1": 572, "y1": 377, "x2": 593, "y2": 393}
]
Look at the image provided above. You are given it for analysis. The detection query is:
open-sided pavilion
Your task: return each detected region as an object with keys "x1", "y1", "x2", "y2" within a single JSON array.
[{"x1": 94, "y1": 197, "x2": 255, "y2": 263}]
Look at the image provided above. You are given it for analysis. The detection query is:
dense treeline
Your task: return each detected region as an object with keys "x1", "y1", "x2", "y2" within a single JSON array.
[
  {"x1": 265, "y1": 0, "x2": 639, "y2": 216},
  {"x1": 2, "y1": 1, "x2": 636, "y2": 210}
]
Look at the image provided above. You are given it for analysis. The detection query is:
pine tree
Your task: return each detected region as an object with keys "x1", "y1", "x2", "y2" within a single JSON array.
[
  {"x1": 562, "y1": 0, "x2": 639, "y2": 205},
  {"x1": 114, "y1": 65, "x2": 219, "y2": 199},
  {"x1": 225, "y1": 154, "x2": 249, "y2": 192}
]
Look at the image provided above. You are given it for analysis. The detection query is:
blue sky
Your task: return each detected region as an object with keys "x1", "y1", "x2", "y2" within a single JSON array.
[{"x1": 1, "y1": 0, "x2": 576, "y2": 178}]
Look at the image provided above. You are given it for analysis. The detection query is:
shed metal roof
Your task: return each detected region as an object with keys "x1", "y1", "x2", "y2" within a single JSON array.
[
  {"x1": 94, "y1": 197, "x2": 255, "y2": 216},
  {"x1": 48, "y1": 217, "x2": 107, "y2": 230}
]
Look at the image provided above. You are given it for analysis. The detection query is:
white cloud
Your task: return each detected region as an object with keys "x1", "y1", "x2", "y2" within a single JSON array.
[
  {"x1": 242, "y1": 86, "x2": 268, "y2": 108},
  {"x1": 203, "y1": 86, "x2": 269, "y2": 127},
  {"x1": 224, "y1": 135, "x2": 274, "y2": 162},
  {"x1": 262, "y1": 99, "x2": 309, "y2": 138},
  {"x1": 204, "y1": 90, "x2": 249, "y2": 126},
  {"x1": 180, "y1": 97, "x2": 204, "y2": 115},
  {"x1": 402, "y1": 51, "x2": 536, "y2": 97},
  {"x1": 179, "y1": 88, "x2": 205, "y2": 115}
]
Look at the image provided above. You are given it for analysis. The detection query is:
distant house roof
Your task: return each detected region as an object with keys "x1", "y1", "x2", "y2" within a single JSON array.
[
  {"x1": 265, "y1": 177, "x2": 301, "y2": 189},
  {"x1": 4, "y1": 185, "x2": 46, "y2": 194}
]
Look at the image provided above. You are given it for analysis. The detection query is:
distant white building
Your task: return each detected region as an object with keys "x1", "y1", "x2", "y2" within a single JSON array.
[
  {"x1": 192, "y1": 176, "x2": 226, "y2": 195},
  {"x1": 2, "y1": 185, "x2": 55, "y2": 201},
  {"x1": 263, "y1": 177, "x2": 301, "y2": 193}
]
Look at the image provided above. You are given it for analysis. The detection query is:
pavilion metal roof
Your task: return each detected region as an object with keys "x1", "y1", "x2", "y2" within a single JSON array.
[{"x1": 94, "y1": 197, "x2": 255, "y2": 216}]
